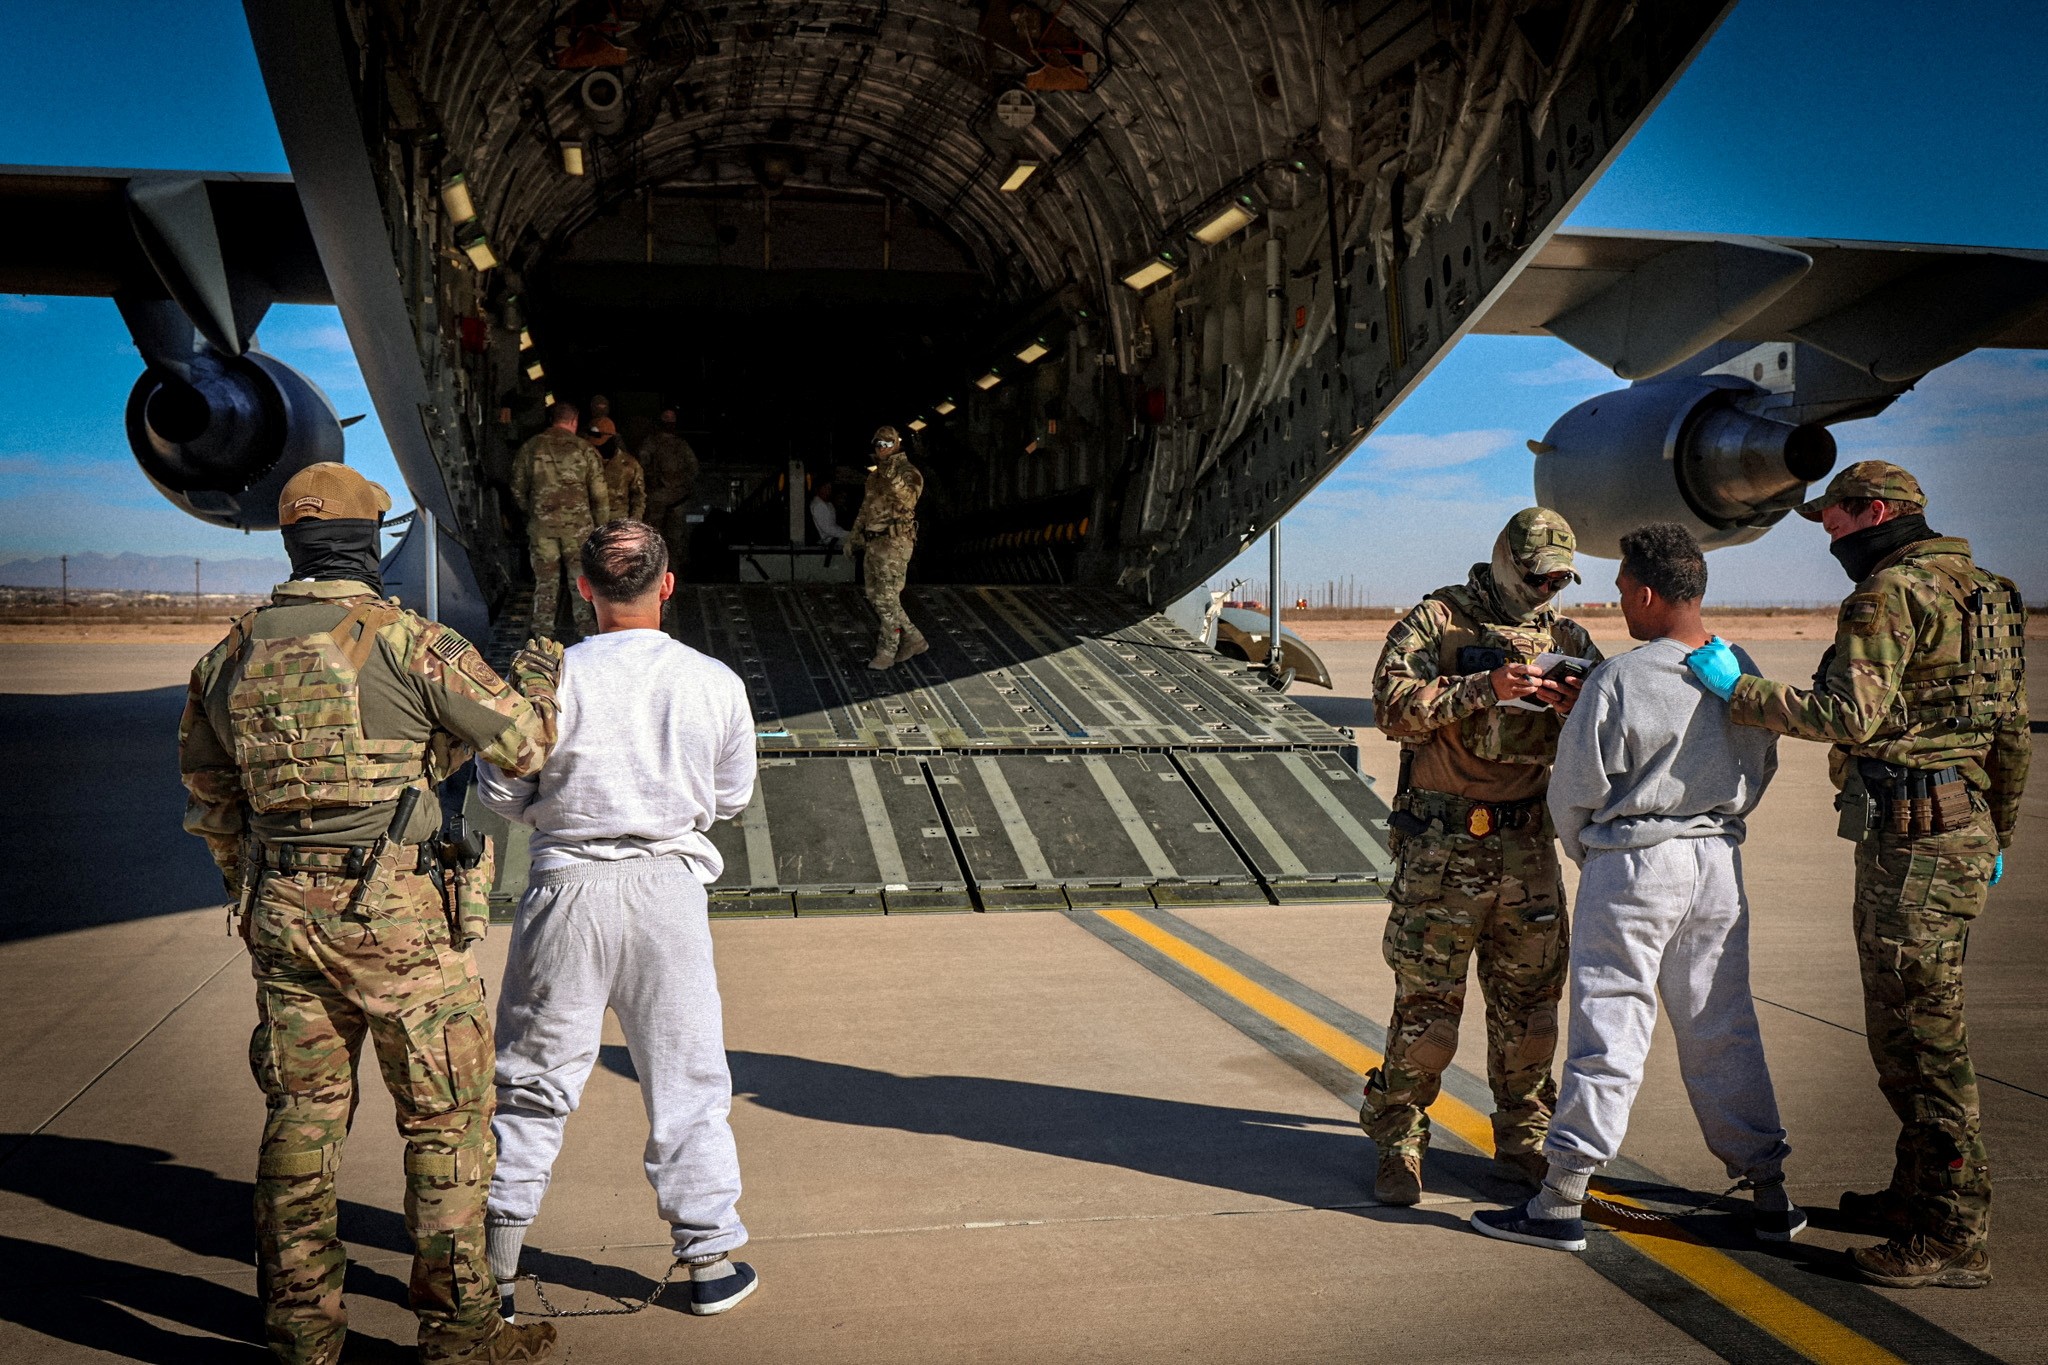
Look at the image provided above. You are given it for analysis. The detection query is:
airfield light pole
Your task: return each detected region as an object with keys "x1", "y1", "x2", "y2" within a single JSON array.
[
  {"x1": 60, "y1": 555, "x2": 68, "y2": 609},
  {"x1": 194, "y1": 559, "x2": 202, "y2": 604}
]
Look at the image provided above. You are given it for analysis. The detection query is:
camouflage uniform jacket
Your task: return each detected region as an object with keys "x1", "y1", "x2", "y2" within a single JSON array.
[
  {"x1": 1729, "y1": 536, "x2": 2030, "y2": 845},
  {"x1": 638, "y1": 431, "x2": 699, "y2": 513},
  {"x1": 603, "y1": 449, "x2": 647, "y2": 523},
  {"x1": 1374, "y1": 565, "x2": 1601, "y2": 803},
  {"x1": 511, "y1": 427, "x2": 610, "y2": 533},
  {"x1": 854, "y1": 454, "x2": 924, "y2": 540},
  {"x1": 178, "y1": 578, "x2": 559, "y2": 887}
]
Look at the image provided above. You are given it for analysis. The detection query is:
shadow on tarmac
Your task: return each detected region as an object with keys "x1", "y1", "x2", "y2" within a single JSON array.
[
  {"x1": 0, "y1": 1133, "x2": 413, "y2": 1363},
  {"x1": 0, "y1": 687, "x2": 222, "y2": 944}
]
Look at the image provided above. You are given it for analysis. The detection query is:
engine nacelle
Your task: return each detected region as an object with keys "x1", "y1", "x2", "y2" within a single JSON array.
[
  {"x1": 1532, "y1": 376, "x2": 1837, "y2": 556},
  {"x1": 126, "y1": 349, "x2": 345, "y2": 530}
]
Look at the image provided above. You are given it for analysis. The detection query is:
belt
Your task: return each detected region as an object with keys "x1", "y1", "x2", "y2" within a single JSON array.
[
  {"x1": 260, "y1": 844, "x2": 370, "y2": 875},
  {"x1": 1405, "y1": 788, "x2": 1546, "y2": 840}
]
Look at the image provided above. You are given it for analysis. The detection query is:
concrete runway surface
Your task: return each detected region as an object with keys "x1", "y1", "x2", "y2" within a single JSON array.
[{"x1": 1, "y1": 629, "x2": 2042, "y2": 1363}]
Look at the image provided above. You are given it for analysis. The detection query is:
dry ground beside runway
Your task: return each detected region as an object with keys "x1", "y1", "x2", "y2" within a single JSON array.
[{"x1": 1, "y1": 630, "x2": 2042, "y2": 1363}]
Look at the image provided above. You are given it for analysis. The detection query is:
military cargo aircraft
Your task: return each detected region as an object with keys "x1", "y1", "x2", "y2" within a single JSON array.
[{"x1": 5, "y1": 0, "x2": 2045, "y2": 913}]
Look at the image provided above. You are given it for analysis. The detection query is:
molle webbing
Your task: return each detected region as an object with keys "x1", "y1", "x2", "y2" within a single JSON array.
[
  {"x1": 1901, "y1": 558, "x2": 2026, "y2": 729},
  {"x1": 227, "y1": 600, "x2": 425, "y2": 813}
]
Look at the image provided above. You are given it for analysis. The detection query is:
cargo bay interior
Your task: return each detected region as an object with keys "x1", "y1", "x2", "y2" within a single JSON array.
[{"x1": 249, "y1": 1, "x2": 1731, "y2": 913}]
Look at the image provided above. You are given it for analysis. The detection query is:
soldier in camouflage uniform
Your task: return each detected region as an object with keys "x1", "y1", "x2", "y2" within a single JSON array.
[
  {"x1": 511, "y1": 402, "x2": 609, "y2": 640},
  {"x1": 1365, "y1": 508, "x2": 1602, "y2": 1204},
  {"x1": 639, "y1": 408, "x2": 699, "y2": 577},
  {"x1": 848, "y1": 425, "x2": 927, "y2": 669},
  {"x1": 1691, "y1": 462, "x2": 2028, "y2": 1289},
  {"x1": 178, "y1": 463, "x2": 564, "y2": 1363},
  {"x1": 592, "y1": 417, "x2": 646, "y2": 522}
]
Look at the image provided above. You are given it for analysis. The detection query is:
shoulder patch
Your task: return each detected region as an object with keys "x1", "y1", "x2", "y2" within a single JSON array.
[
  {"x1": 428, "y1": 630, "x2": 473, "y2": 664},
  {"x1": 1840, "y1": 592, "x2": 1886, "y2": 638},
  {"x1": 457, "y1": 648, "x2": 500, "y2": 689}
]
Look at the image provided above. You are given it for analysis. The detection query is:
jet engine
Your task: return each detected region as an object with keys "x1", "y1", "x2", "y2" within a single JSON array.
[
  {"x1": 125, "y1": 349, "x2": 345, "y2": 530},
  {"x1": 1531, "y1": 375, "x2": 1837, "y2": 556}
]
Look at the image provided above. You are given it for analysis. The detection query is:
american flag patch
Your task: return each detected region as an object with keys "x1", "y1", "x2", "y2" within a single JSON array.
[{"x1": 428, "y1": 631, "x2": 472, "y2": 664}]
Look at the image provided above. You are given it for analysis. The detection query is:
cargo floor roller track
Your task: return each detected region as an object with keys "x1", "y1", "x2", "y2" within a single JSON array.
[{"x1": 673, "y1": 584, "x2": 1394, "y2": 917}]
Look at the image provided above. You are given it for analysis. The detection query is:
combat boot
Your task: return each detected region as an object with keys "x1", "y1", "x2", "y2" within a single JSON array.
[
  {"x1": 894, "y1": 629, "x2": 929, "y2": 664},
  {"x1": 420, "y1": 1319, "x2": 559, "y2": 1363},
  {"x1": 1374, "y1": 1148, "x2": 1423, "y2": 1206},
  {"x1": 1850, "y1": 1233, "x2": 1991, "y2": 1289},
  {"x1": 1839, "y1": 1187, "x2": 1917, "y2": 1237},
  {"x1": 1492, "y1": 1150, "x2": 1548, "y2": 1188},
  {"x1": 868, "y1": 645, "x2": 898, "y2": 670}
]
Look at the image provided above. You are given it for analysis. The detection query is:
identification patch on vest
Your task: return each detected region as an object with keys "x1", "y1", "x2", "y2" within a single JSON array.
[{"x1": 1840, "y1": 593, "x2": 1886, "y2": 638}]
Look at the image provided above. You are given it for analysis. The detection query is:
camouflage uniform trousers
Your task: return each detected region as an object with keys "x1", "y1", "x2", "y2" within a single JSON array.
[
  {"x1": 247, "y1": 864, "x2": 499, "y2": 1363},
  {"x1": 528, "y1": 529, "x2": 597, "y2": 640},
  {"x1": 1362, "y1": 816, "x2": 1569, "y2": 1158},
  {"x1": 864, "y1": 533, "x2": 918, "y2": 654},
  {"x1": 1853, "y1": 807, "x2": 1998, "y2": 1247}
]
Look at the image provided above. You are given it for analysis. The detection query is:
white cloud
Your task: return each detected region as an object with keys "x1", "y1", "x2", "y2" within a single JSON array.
[
  {"x1": 1355, "y1": 427, "x2": 1520, "y2": 474},
  {"x1": 1506, "y1": 352, "x2": 1613, "y2": 386},
  {"x1": 1, "y1": 296, "x2": 48, "y2": 315}
]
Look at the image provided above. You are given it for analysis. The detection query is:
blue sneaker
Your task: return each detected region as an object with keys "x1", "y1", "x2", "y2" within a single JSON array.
[
  {"x1": 1470, "y1": 1204, "x2": 1587, "y2": 1252},
  {"x1": 686, "y1": 1260, "x2": 759, "y2": 1316},
  {"x1": 1754, "y1": 1204, "x2": 1809, "y2": 1243}
]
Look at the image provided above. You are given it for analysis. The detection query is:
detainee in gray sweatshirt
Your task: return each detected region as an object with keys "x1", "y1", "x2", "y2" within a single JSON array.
[
  {"x1": 478, "y1": 521, "x2": 764, "y2": 1317},
  {"x1": 1472, "y1": 523, "x2": 1804, "y2": 1254}
]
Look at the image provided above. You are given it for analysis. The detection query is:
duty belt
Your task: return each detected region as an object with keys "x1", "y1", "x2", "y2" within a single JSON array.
[
  {"x1": 1405, "y1": 788, "x2": 1545, "y2": 840},
  {"x1": 260, "y1": 844, "x2": 371, "y2": 875}
]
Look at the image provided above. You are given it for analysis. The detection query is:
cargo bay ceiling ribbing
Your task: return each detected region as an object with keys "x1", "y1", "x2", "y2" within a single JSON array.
[{"x1": 247, "y1": 0, "x2": 1732, "y2": 610}]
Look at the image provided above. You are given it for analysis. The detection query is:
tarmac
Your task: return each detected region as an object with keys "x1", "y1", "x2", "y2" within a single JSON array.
[{"x1": 1, "y1": 627, "x2": 2043, "y2": 1363}]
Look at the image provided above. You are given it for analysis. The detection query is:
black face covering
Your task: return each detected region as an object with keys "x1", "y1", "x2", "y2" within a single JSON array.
[
  {"x1": 282, "y1": 518, "x2": 385, "y2": 595},
  {"x1": 1829, "y1": 512, "x2": 1934, "y2": 583}
]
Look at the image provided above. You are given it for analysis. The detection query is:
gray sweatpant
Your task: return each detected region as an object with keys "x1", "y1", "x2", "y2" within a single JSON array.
[
  {"x1": 488, "y1": 858, "x2": 747, "y2": 1258},
  {"x1": 1544, "y1": 835, "x2": 1790, "y2": 1182}
]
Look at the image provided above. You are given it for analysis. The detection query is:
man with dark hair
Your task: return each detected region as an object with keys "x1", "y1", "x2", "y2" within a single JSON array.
[
  {"x1": 1474, "y1": 522, "x2": 1800, "y2": 1254},
  {"x1": 1689, "y1": 462, "x2": 2028, "y2": 1288},
  {"x1": 478, "y1": 518, "x2": 762, "y2": 1319}
]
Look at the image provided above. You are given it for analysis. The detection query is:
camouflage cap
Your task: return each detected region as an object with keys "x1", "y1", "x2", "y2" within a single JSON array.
[
  {"x1": 278, "y1": 462, "x2": 392, "y2": 525},
  {"x1": 1795, "y1": 459, "x2": 1925, "y2": 521},
  {"x1": 1504, "y1": 506, "x2": 1580, "y2": 581},
  {"x1": 873, "y1": 425, "x2": 902, "y2": 448}
]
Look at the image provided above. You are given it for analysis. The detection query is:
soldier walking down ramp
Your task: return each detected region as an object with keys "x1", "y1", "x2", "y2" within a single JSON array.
[
  {"x1": 1689, "y1": 462, "x2": 2030, "y2": 1289},
  {"x1": 849, "y1": 425, "x2": 926, "y2": 669},
  {"x1": 177, "y1": 463, "x2": 566, "y2": 1364},
  {"x1": 594, "y1": 418, "x2": 647, "y2": 522},
  {"x1": 639, "y1": 407, "x2": 699, "y2": 576},
  {"x1": 511, "y1": 402, "x2": 609, "y2": 639},
  {"x1": 1365, "y1": 508, "x2": 1601, "y2": 1205}
]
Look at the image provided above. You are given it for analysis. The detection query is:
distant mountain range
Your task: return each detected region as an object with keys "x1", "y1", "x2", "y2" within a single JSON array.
[{"x1": 0, "y1": 552, "x2": 291, "y2": 595}]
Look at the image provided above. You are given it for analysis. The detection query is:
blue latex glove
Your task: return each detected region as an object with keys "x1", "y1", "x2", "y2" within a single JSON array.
[
  {"x1": 1992, "y1": 852, "x2": 2004, "y2": 887},
  {"x1": 1686, "y1": 636, "x2": 1742, "y2": 701}
]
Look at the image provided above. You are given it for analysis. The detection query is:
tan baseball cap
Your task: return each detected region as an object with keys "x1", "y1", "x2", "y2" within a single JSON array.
[
  {"x1": 1795, "y1": 460, "x2": 1926, "y2": 521},
  {"x1": 277, "y1": 463, "x2": 392, "y2": 525},
  {"x1": 1505, "y1": 507, "x2": 1580, "y2": 581}
]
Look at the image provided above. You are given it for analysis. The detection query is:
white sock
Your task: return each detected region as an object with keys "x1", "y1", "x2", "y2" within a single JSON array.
[
  {"x1": 486, "y1": 1222, "x2": 529, "y2": 1286},
  {"x1": 686, "y1": 1251, "x2": 736, "y2": 1282},
  {"x1": 1529, "y1": 1163, "x2": 1591, "y2": 1221}
]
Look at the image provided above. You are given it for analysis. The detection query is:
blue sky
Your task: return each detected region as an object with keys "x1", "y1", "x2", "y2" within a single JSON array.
[{"x1": 1, "y1": 1, "x2": 2044, "y2": 602}]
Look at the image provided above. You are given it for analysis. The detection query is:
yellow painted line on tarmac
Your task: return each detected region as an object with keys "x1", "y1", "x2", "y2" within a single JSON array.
[{"x1": 1094, "y1": 909, "x2": 1907, "y2": 1365}]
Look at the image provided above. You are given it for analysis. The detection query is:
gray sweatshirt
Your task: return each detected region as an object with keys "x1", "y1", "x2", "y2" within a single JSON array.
[
  {"x1": 478, "y1": 629, "x2": 757, "y2": 881},
  {"x1": 1547, "y1": 636, "x2": 1777, "y2": 865}
]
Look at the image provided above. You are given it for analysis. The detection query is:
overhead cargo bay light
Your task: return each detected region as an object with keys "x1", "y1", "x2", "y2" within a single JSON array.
[
  {"x1": 518, "y1": 328, "x2": 533, "y2": 351},
  {"x1": 999, "y1": 157, "x2": 1040, "y2": 192},
  {"x1": 559, "y1": 140, "x2": 586, "y2": 176},
  {"x1": 1191, "y1": 192, "x2": 1261, "y2": 245},
  {"x1": 458, "y1": 228, "x2": 498, "y2": 271},
  {"x1": 974, "y1": 370, "x2": 1002, "y2": 390},
  {"x1": 933, "y1": 397, "x2": 957, "y2": 415},
  {"x1": 1120, "y1": 248, "x2": 1182, "y2": 292},
  {"x1": 439, "y1": 171, "x2": 477, "y2": 226},
  {"x1": 908, "y1": 417, "x2": 928, "y2": 432},
  {"x1": 525, "y1": 359, "x2": 544, "y2": 380},
  {"x1": 1014, "y1": 337, "x2": 1050, "y2": 363}
]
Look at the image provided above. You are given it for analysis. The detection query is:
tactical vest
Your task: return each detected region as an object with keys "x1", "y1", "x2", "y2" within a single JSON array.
[
  {"x1": 1884, "y1": 548, "x2": 2026, "y2": 743},
  {"x1": 1421, "y1": 583, "x2": 1567, "y2": 766},
  {"x1": 224, "y1": 600, "x2": 428, "y2": 813}
]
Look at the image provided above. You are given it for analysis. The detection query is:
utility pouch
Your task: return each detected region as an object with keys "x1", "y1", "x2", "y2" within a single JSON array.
[
  {"x1": 1457, "y1": 645, "x2": 1509, "y2": 675},
  {"x1": 450, "y1": 837, "x2": 494, "y2": 949},
  {"x1": 1909, "y1": 771, "x2": 1937, "y2": 839},
  {"x1": 1932, "y1": 774, "x2": 1973, "y2": 833},
  {"x1": 1836, "y1": 767, "x2": 1877, "y2": 843}
]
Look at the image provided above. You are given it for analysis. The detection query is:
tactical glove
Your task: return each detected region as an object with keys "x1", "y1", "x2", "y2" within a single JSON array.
[
  {"x1": 1992, "y1": 852, "x2": 2004, "y2": 887},
  {"x1": 1685, "y1": 636, "x2": 1743, "y2": 701},
  {"x1": 510, "y1": 636, "x2": 566, "y2": 705}
]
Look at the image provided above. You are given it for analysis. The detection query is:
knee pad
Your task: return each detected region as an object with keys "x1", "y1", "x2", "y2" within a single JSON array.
[
  {"x1": 1513, "y1": 1007, "x2": 1559, "y2": 1065},
  {"x1": 259, "y1": 1139, "x2": 342, "y2": 1182},
  {"x1": 1406, "y1": 1017, "x2": 1460, "y2": 1075}
]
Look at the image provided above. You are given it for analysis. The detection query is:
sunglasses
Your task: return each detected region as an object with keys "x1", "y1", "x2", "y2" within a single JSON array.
[{"x1": 1523, "y1": 571, "x2": 1574, "y2": 590}]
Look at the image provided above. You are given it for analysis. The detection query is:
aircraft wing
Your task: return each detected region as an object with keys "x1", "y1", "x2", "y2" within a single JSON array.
[
  {"x1": 1476, "y1": 228, "x2": 2048, "y2": 381},
  {"x1": 0, "y1": 165, "x2": 328, "y2": 306}
]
